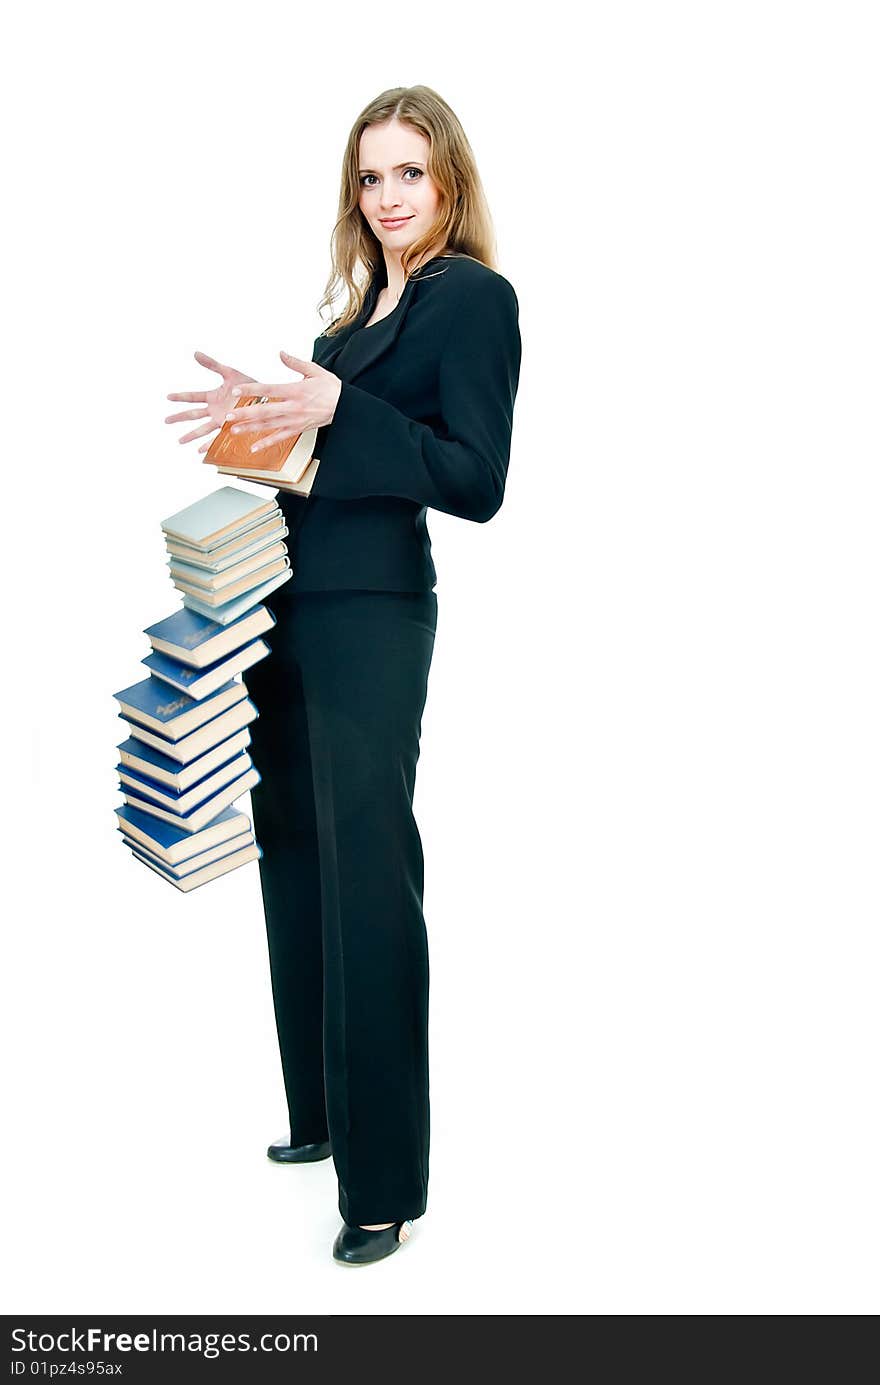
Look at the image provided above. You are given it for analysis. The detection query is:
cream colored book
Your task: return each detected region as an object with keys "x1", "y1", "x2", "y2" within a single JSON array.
[
  {"x1": 172, "y1": 555, "x2": 290, "y2": 606},
  {"x1": 214, "y1": 452, "x2": 321, "y2": 496},
  {"x1": 169, "y1": 542, "x2": 288, "y2": 593},
  {"x1": 165, "y1": 516, "x2": 287, "y2": 568}
]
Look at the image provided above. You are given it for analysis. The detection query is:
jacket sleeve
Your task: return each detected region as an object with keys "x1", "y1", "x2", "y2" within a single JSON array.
[{"x1": 309, "y1": 272, "x2": 522, "y2": 522}]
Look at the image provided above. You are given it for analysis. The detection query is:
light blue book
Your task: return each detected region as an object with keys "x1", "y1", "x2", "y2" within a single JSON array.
[
  {"x1": 183, "y1": 567, "x2": 293, "y2": 626},
  {"x1": 161, "y1": 487, "x2": 278, "y2": 549},
  {"x1": 169, "y1": 542, "x2": 288, "y2": 592},
  {"x1": 120, "y1": 764, "x2": 261, "y2": 834},
  {"x1": 173, "y1": 553, "x2": 289, "y2": 605},
  {"x1": 129, "y1": 840, "x2": 262, "y2": 891},
  {"x1": 142, "y1": 637, "x2": 270, "y2": 700},
  {"x1": 166, "y1": 522, "x2": 289, "y2": 574},
  {"x1": 117, "y1": 750, "x2": 253, "y2": 816},
  {"x1": 144, "y1": 604, "x2": 276, "y2": 669},
  {"x1": 114, "y1": 803, "x2": 251, "y2": 865},
  {"x1": 166, "y1": 510, "x2": 285, "y2": 562},
  {"x1": 117, "y1": 728, "x2": 252, "y2": 792},
  {"x1": 112, "y1": 676, "x2": 247, "y2": 740},
  {"x1": 121, "y1": 698, "x2": 258, "y2": 766}
]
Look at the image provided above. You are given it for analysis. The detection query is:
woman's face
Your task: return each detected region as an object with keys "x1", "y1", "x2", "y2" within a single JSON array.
[{"x1": 357, "y1": 119, "x2": 442, "y2": 261}]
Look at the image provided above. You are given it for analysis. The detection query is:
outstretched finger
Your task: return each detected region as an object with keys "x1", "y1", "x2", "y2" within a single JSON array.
[
  {"x1": 167, "y1": 390, "x2": 208, "y2": 403},
  {"x1": 165, "y1": 407, "x2": 209, "y2": 424},
  {"x1": 230, "y1": 421, "x2": 288, "y2": 436},
  {"x1": 193, "y1": 351, "x2": 227, "y2": 374},
  {"x1": 249, "y1": 428, "x2": 298, "y2": 452},
  {"x1": 230, "y1": 419, "x2": 298, "y2": 436},
  {"x1": 280, "y1": 351, "x2": 311, "y2": 372},
  {"x1": 178, "y1": 421, "x2": 219, "y2": 445},
  {"x1": 226, "y1": 401, "x2": 295, "y2": 424},
  {"x1": 230, "y1": 382, "x2": 299, "y2": 400}
]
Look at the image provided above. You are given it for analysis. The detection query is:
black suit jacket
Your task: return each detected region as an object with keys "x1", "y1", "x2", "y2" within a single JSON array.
[{"x1": 277, "y1": 252, "x2": 522, "y2": 592}]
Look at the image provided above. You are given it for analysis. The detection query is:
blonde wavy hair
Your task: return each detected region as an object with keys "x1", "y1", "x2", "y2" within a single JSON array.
[{"x1": 317, "y1": 85, "x2": 499, "y2": 337}]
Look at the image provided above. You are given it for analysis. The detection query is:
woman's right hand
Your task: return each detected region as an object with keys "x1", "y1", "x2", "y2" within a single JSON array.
[{"x1": 165, "y1": 351, "x2": 258, "y2": 450}]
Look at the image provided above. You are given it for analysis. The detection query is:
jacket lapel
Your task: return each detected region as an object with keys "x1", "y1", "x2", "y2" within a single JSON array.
[{"x1": 311, "y1": 261, "x2": 424, "y2": 384}]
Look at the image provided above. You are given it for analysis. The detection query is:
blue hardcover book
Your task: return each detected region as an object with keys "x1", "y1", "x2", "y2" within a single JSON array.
[
  {"x1": 117, "y1": 750, "x2": 252, "y2": 815},
  {"x1": 112, "y1": 676, "x2": 247, "y2": 740},
  {"x1": 120, "y1": 698, "x2": 258, "y2": 766},
  {"x1": 116, "y1": 728, "x2": 252, "y2": 792},
  {"x1": 119, "y1": 827, "x2": 254, "y2": 877},
  {"x1": 143, "y1": 604, "x2": 276, "y2": 669},
  {"x1": 114, "y1": 803, "x2": 251, "y2": 865},
  {"x1": 120, "y1": 764, "x2": 261, "y2": 834},
  {"x1": 141, "y1": 638, "x2": 270, "y2": 700},
  {"x1": 129, "y1": 840, "x2": 263, "y2": 892},
  {"x1": 182, "y1": 567, "x2": 293, "y2": 627}
]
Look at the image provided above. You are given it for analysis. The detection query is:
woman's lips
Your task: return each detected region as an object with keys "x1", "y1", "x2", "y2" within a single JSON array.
[{"x1": 380, "y1": 217, "x2": 413, "y2": 228}]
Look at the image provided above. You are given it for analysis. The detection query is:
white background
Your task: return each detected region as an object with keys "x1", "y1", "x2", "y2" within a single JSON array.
[{"x1": 3, "y1": 0, "x2": 877, "y2": 1315}]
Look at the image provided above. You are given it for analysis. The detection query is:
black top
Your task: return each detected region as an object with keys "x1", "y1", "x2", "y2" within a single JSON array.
[{"x1": 278, "y1": 252, "x2": 522, "y2": 592}]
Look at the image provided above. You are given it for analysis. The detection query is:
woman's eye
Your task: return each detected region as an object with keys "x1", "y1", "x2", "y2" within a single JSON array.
[{"x1": 360, "y1": 169, "x2": 423, "y2": 187}]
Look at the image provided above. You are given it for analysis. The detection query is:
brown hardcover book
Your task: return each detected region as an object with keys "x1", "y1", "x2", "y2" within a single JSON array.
[{"x1": 204, "y1": 397, "x2": 318, "y2": 491}]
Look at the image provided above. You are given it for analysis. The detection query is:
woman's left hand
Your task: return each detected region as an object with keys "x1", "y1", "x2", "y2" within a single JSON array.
[{"x1": 199, "y1": 351, "x2": 342, "y2": 453}]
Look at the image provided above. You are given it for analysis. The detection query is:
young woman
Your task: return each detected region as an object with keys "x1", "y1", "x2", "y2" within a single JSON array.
[{"x1": 165, "y1": 85, "x2": 522, "y2": 1265}]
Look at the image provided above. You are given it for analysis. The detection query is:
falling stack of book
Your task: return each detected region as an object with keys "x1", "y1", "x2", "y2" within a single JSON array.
[{"x1": 112, "y1": 486, "x2": 293, "y2": 891}]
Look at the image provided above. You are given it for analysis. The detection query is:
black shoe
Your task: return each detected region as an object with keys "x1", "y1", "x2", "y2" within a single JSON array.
[
  {"x1": 267, "y1": 1136, "x2": 332, "y2": 1164},
  {"x1": 332, "y1": 1219, "x2": 414, "y2": 1265}
]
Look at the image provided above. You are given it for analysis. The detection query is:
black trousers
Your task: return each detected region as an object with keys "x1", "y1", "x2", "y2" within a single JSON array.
[{"x1": 245, "y1": 588, "x2": 438, "y2": 1226}]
